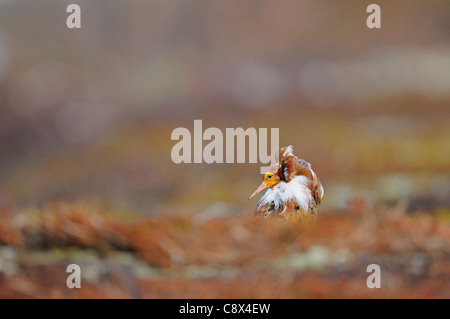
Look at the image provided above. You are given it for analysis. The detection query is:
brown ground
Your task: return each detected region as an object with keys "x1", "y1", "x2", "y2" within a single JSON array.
[{"x1": 0, "y1": 199, "x2": 448, "y2": 298}]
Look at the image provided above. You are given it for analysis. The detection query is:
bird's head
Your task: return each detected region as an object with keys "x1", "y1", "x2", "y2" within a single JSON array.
[{"x1": 249, "y1": 172, "x2": 281, "y2": 200}]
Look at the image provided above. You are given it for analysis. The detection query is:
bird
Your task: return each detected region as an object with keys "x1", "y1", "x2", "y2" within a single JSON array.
[{"x1": 249, "y1": 145, "x2": 324, "y2": 220}]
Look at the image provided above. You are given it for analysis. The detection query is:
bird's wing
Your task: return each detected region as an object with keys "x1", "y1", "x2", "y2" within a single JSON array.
[
  {"x1": 311, "y1": 174, "x2": 324, "y2": 205},
  {"x1": 278, "y1": 145, "x2": 323, "y2": 203},
  {"x1": 278, "y1": 145, "x2": 298, "y2": 182}
]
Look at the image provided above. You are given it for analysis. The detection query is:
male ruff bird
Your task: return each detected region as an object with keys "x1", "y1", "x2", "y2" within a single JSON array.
[{"x1": 249, "y1": 145, "x2": 324, "y2": 220}]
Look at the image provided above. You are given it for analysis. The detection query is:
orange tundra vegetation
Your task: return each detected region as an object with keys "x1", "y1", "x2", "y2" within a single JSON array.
[{"x1": 0, "y1": 199, "x2": 448, "y2": 298}]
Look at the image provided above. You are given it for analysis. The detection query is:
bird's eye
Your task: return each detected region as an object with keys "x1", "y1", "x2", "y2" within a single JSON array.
[{"x1": 267, "y1": 175, "x2": 273, "y2": 179}]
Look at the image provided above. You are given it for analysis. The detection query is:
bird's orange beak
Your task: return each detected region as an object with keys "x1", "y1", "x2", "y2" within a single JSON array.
[{"x1": 249, "y1": 182, "x2": 267, "y2": 200}]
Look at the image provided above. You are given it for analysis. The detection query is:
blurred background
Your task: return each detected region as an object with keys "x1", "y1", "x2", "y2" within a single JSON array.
[{"x1": 0, "y1": 0, "x2": 449, "y2": 298}]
